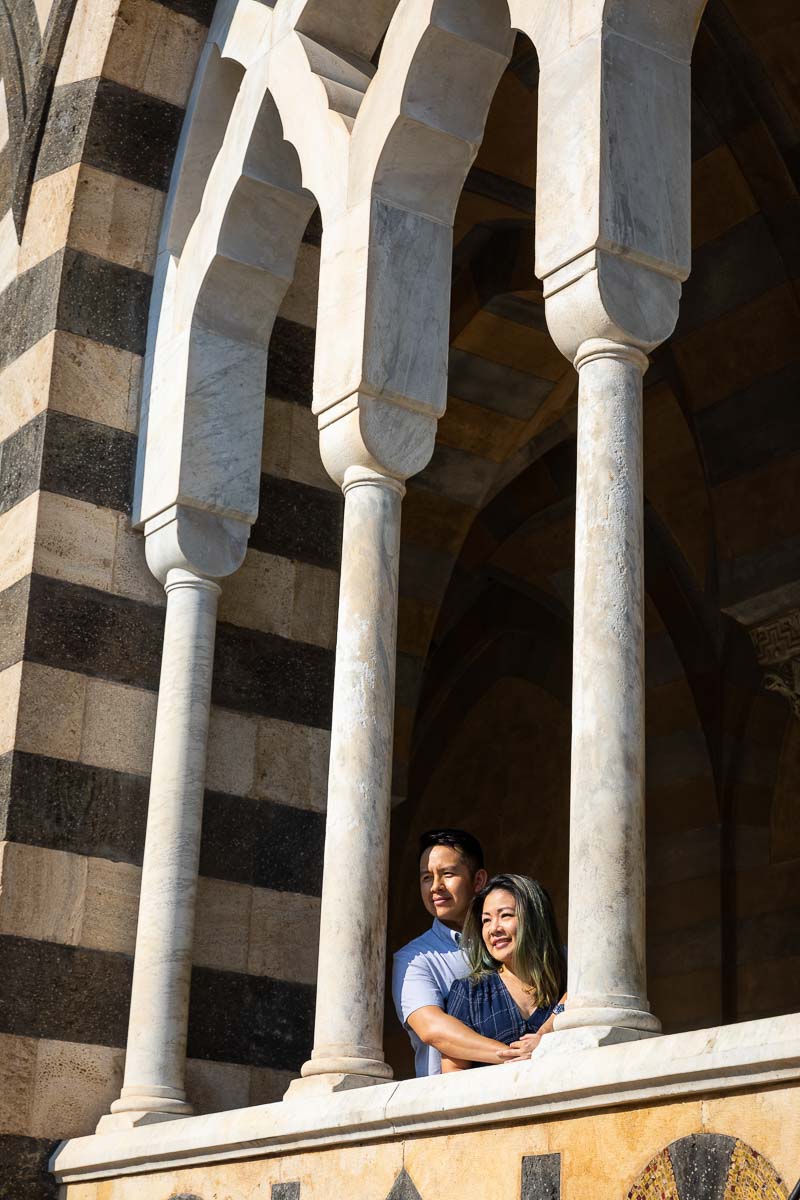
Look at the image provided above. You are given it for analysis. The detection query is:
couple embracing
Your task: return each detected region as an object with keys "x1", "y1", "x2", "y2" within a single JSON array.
[{"x1": 392, "y1": 829, "x2": 567, "y2": 1075}]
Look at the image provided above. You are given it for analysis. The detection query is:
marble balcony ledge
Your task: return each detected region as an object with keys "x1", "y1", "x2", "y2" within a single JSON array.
[{"x1": 52, "y1": 1013, "x2": 800, "y2": 1184}]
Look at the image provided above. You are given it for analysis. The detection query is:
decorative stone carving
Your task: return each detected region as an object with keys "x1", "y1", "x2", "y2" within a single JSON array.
[{"x1": 750, "y1": 610, "x2": 800, "y2": 719}]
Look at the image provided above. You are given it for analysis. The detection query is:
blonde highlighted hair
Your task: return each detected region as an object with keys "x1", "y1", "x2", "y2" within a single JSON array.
[{"x1": 462, "y1": 874, "x2": 566, "y2": 1007}]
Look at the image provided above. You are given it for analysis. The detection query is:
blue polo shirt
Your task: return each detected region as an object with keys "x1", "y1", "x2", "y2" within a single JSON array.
[{"x1": 392, "y1": 918, "x2": 470, "y2": 1077}]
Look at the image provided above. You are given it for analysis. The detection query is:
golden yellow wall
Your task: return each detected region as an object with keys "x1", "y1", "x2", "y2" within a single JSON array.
[{"x1": 64, "y1": 1082, "x2": 799, "y2": 1200}]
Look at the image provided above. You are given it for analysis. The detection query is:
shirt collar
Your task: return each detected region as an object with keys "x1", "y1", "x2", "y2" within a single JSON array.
[{"x1": 432, "y1": 917, "x2": 462, "y2": 946}]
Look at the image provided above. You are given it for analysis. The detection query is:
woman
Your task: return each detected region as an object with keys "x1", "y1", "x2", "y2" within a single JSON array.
[{"x1": 442, "y1": 874, "x2": 567, "y2": 1070}]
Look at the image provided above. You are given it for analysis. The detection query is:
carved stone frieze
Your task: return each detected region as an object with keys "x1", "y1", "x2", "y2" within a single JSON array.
[{"x1": 750, "y1": 609, "x2": 800, "y2": 719}]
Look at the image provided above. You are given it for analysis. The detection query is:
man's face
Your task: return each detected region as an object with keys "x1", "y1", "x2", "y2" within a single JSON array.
[{"x1": 419, "y1": 844, "x2": 487, "y2": 930}]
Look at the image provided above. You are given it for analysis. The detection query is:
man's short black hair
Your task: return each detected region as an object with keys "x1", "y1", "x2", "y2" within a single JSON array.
[{"x1": 418, "y1": 829, "x2": 485, "y2": 875}]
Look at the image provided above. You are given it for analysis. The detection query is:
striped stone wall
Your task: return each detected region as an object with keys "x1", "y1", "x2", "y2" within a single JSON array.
[
  {"x1": 0, "y1": 0, "x2": 798, "y2": 1192},
  {"x1": 0, "y1": 3, "x2": 341, "y2": 1193}
]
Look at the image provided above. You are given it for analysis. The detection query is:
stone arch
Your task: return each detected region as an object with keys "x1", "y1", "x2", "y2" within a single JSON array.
[
  {"x1": 627, "y1": 1133, "x2": 787, "y2": 1199},
  {"x1": 274, "y1": 0, "x2": 401, "y2": 63},
  {"x1": 163, "y1": 44, "x2": 246, "y2": 259},
  {"x1": 352, "y1": 0, "x2": 515, "y2": 222},
  {"x1": 135, "y1": 46, "x2": 317, "y2": 544}
]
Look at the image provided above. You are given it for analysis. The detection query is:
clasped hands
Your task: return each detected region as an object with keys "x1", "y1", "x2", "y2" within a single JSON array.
[{"x1": 494, "y1": 1032, "x2": 542, "y2": 1063}]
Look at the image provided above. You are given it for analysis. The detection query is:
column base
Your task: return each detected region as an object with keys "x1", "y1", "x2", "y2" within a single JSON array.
[
  {"x1": 97, "y1": 1086, "x2": 194, "y2": 1131},
  {"x1": 534, "y1": 1025, "x2": 660, "y2": 1060},
  {"x1": 554, "y1": 1004, "x2": 661, "y2": 1036},
  {"x1": 284, "y1": 1072, "x2": 391, "y2": 1098},
  {"x1": 95, "y1": 1109, "x2": 192, "y2": 1133},
  {"x1": 286, "y1": 1055, "x2": 393, "y2": 1098}
]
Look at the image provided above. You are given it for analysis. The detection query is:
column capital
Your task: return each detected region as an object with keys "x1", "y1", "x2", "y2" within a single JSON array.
[
  {"x1": 318, "y1": 391, "x2": 436, "y2": 490},
  {"x1": 543, "y1": 253, "x2": 681, "y2": 366},
  {"x1": 144, "y1": 503, "x2": 250, "y2": 585}
]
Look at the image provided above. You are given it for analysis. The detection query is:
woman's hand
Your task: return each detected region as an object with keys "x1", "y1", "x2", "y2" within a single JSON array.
[{"x1": 507, "y1": 1032, "x2": 542, "y2": 1060}]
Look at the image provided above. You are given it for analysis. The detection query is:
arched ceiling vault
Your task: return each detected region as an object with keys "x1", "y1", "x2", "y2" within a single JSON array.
[{"x1": 391, "y1": 3, "x2": 800, "y2": 804}]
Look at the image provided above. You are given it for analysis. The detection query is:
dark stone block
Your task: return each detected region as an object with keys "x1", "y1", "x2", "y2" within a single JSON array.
[
  {"x1": 668, "y1": 1132, "x2": 736, "y2": 1200},
  {"x1": 41, "y1": 410, "x2": 137, "y2": 514},
  {"x1": 152, "y1": 0, "x2": 215, "y2": 24},
  {"x1": 385, "y1": 1171, "x2": 423, "y2": 1200},
  {"x1": 251, "y1": 474, "x2": 342, "y2": 570},
  {"x1": 0, "y1": 577, "x2": 31, "y2": 671},
  {"x1": 58, "y1": 248, "x2": 152, "y2": 356},
  {"x1": 2, "y1": 0, "x2": 79, "y2": 232},
  {"x1": 0, "y1": 935, "x2": 132, "y2": 1046},
  {"x1": 0, "y1": 934, "x2": 314, "y2": 1072},
  {"x1": 0, "y1": 245, "x2": 149, "y2": 368},
  {"x1": 0, "y1": 411, "x2": 45, "y2": 515},
  {"x1": 696, "y1": 360, "x2": 800, "y2": 485},
  {"x1": 2, "y1": 751, "x2": 149, "y2": 866},
  {"x1": 521, "y1": 1153, "x2": 561, "y2": 1200},
  {"x1": 213, "y1": 788, "x2": 330, "y2": 892},
  {"x1": 676, "y1": 214, "x2": 787, "y2": 335},
  {"x1": 0, "y1": 252, "x2": 62, "y2": 371},
  {"x1": 272, "y1": 1186, "x2": 301, "y2": 1200},
  {"x1": 252, "y1": 796, "x2": 324, "y2": 896},
  {"x1": 34, "y1": 76, "x2": 97, "y2": 182},
  {"x1": 214, "y1": 620, "x2": 335, "y2": 729},
  {"x1": 0, "y1": 1135, "x2": 59, "y2": 1200},
  {"x1": 200, "y1": 790, "x2": 258, "y2": 886},
  {"x1": 22, "y1": 572, "x2": 333, "y2": 724},
  {"x1": 1, "y1": 750, "x2": 325, "y2": 894},
  {"x1": 266, "y1": 316, "x2": 316, "y2": 407},
  {"x1": 83, "y1": 78, "x2": 184, "y2": 191},
  {"x1": 187, "y1": 965, "x2": 314, "y2": 1070},
  {"x1": 26, "y1": 574, "x2": 165, "y2": 690}
]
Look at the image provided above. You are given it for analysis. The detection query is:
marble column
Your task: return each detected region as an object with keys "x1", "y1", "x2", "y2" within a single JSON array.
[
  {"x1": 100, "y1": 566, "x2": 221, "y2": 1127},
  {"x1": 295, "y1": 467, "x2": 402, "y2": 1090},
  {"x1": 553, "y1": 339, "x2": 660, "y2": 1043}
]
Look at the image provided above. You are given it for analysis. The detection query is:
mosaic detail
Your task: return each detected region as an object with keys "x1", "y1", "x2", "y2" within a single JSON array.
[
  {"x1": 627, "y1": 1147, "x2": 680, "y2": 1199},
  {"x1": 723, "y1": 1141, "x2": 787, "y2": 1199},
  {"x1": 628, "y1": 1136, "x2": 787, "y2": 1200}
]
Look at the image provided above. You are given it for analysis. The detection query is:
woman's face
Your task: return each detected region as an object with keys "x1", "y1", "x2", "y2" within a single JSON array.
[{"x1": 481, "y1": 888, "x2": 518, "y2": 966}]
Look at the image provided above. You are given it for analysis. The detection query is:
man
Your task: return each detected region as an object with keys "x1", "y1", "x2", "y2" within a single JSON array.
[{"x1": 392, "y1": 828, "x2": 526, "y2": 1076}]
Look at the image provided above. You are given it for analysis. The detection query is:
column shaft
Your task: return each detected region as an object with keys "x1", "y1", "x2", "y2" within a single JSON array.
[
  {"x1": 556, "y1": 341, "x2": 660, "y2": 1037},
  {"x1": 301, "y1": 471, "x2": 401, "y2": 1081},
  {"x1": 111, "y1": 568, "x2": 221, "y2": 1116}
]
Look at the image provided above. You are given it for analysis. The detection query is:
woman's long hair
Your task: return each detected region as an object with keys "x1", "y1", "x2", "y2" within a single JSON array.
[{"x1": 462, "y1": 874, "x2": 566, "y2": 1007}]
